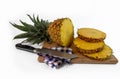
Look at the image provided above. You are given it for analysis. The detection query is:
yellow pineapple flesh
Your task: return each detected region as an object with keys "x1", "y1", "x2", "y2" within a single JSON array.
[
  {"x1": 48, "y1": 18, "x2": 74, "y2": 47},
  {"x1": 73, "y1": 37, "x2": 104, "y2": 53},
  {"x1": 77, "y1": 28, "x2": 106, "y2": 42},
  {"x1": 83, "y1": 45, "x2": 112, "y2": 60}
]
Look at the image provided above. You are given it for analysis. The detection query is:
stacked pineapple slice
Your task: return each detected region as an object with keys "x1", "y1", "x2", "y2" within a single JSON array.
[{"x1": 73, "y1": 28, "x2": 112, "y2": 60}]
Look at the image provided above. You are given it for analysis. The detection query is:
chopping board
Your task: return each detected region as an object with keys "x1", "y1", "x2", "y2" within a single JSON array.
[{"x1": 38, "y1": 42, "x2": 118, "y2": 64}]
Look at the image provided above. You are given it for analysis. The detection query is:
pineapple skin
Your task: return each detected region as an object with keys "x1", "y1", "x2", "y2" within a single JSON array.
[{"x1": 48, "y1": 18, "x2": 74, "y2": 47}]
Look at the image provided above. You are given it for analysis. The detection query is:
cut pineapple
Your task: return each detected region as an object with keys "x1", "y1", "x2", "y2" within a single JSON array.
[
  {"x1": 48, "y1": 18, "x2": 74, "y2": 46},
  {"x1": 77, "y1": 28, "x2": 106, "y2": 42},
  {"x1": 73, "y1": 37, "x2": 104, "y2": 53},
  {"x1": 83, "y1": 45, "x2": 112, "y2": 60}
]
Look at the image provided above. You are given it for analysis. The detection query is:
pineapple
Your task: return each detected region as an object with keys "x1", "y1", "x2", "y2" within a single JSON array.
[
  {"x1": 77, "y1": 28, "x2": 106, "y2": 42},
  {"x1": 83, "y1": 45, "x2": 112, "y2": 60},
  {"x1": 73, "y1": 37, "x2": 104, "y2": 53},
  {"x1": 48, "y1": 18, "x2": 74, "y2": 47},
  {"x1": 11, "y1": 15, "x2": 74, "y2": 47}
]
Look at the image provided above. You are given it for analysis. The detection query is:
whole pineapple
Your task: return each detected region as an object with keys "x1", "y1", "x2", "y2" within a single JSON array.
[{"x1": 48, "y1": 18, "x2": 74, "y2": 47}]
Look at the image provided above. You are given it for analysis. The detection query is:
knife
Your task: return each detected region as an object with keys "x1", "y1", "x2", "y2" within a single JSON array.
[{"x1": 15, "y1": 43, "x2": 78, "y2": 59}]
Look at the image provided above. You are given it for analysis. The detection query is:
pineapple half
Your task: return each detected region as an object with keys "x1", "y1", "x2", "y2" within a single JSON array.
[{"x1": 48, "y1": 18, "x2": 74, "y2": 47}]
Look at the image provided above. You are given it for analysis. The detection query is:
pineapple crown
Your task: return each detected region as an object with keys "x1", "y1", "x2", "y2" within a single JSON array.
[{"x1": 10, "y1": 14, "x2": 51, "y2": 44}]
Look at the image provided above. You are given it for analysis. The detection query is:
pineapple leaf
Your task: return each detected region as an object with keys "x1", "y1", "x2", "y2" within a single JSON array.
[
  {"x1": 27, "y1": 14, "x2": 35, "y2": 23},
  {"x1": 27, "y1": 14, "x2": 37, "y2": 24},
  {"x1": 19, "y1": 20, "x2": 37, "y2": 32},
  {"x1": 37, "y1": 15, "x2": 40, "y2": 23},
  {"x1": 19, "y1": 20, "x2": 33, "y2": 27},
  {"x1": 33, "y1": 38, "x2": 43, "y2": 44},
  {"x1": 26, "y1": 37, "x2": 43, "y2": 44},
  {"x1": 27, "y1": 14, "x2": 50, "y2": 30},
  {"x1": 14, "y1": 33, "x2": 34, "y2": 39},
  {"x1": 10, "y1": 22, "x2": 28, "y2": 32},
  {"x1": 33, "y1": 14, "x2": 37, "y2": 23},
  {"x1": 26, "y1": 37, "x2": 36, "y2": 42}
]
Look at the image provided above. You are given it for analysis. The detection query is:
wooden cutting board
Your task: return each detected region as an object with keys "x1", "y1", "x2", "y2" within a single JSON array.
[{"x1": 38, "y1": 42, "x2": 118, "y2": 64}]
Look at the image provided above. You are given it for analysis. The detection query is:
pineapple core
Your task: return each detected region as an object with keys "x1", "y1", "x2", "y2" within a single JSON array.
[{"x1": 60, "y1": 18, "x2": 74, "y2": 46}]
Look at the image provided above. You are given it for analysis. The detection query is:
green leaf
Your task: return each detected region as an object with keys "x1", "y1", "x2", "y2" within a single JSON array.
[
  {"x1": 14, "y1": 33, "x2": 34, "y2": 39},
  {"x1": 26, "y1": 37, "x2": 36, "y2": 42},
  {"x1": 10, "y1": 22, "x2": 28, "y2": 32},
  {"x1": 27, "y1": 14, "x2": 50, "y2": 30},
  {"x1": 26, "y1": 37, "x2": 43, "y2": 44},
  {"x1": 19, "y1": 20, "x2": 33, "y2": 27},
  {"x1": 19, "y1": 20, "x2": 37, "y2": 32},
  {"x1": 27, "y1": 14, "x2": 37, "y2": 24},
  {"x1": 33, "y1": 14, "x2": 37, "y2": 23},
  {"x1": 33, "y1": 38, "x2": 43, "y2": 44},
  {"x1": 41, "y1": 19, "x2": 50, "y2": 29},
  {"x1": 37, "y1": 15, "x2": 40, "y2": 23},
  {"x1": 27, "y1": 14, "x2": 35, "y2": 23}
]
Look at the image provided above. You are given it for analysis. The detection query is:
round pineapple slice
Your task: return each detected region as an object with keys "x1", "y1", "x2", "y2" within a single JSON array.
[
  {"x1": 73, "y1": 37, "x2": 104, "y2": 53},
  {"x1": 48, "y1": 18, "x2": 74, "y2": 47},
  {"x1": 77, "y1": 28, "x2": 106, "y2": 42},
  {"x1": 83, "y1": 45, "x2": 112, "y2": 60}
]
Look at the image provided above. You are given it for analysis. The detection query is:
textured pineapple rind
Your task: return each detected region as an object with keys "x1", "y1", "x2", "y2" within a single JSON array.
[
  {"x1": 78, "y1": 34, "x2": 105, "y2": 42},
  {"x1": 48, "y1": 18, "x2": 74, "y2": 46},
  {"x1": 76, "y1": 45, "x2": 104, "y2": 54},
  {"x1": 73, "y1": 38, "x2": 104, "y2": 54},
  {"x1": 48, "y1": 18, "x2": 63, "y2": 46},
  {"x1": 84, "y1": 54, "x2": 112, "y2": 61},
  {"x1": 77, "y1": 28, "x2": 106, "y2": 42},
  {"x1": 83, "y1": 45, "x2": 112, "y2": 60}
]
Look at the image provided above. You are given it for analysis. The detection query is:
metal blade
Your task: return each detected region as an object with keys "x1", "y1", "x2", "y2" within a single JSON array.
[{"x1": 35, "y1": 48, "x2": 78, "y2": 59}]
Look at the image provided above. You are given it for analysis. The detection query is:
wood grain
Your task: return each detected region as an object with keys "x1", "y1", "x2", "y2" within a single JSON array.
[{"x1": 38, "y1": 42, "x2": 118, "y2": 64}]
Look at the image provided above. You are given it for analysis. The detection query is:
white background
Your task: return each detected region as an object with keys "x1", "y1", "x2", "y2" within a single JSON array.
[{"x1": 0, "y1": 0, "x2": 120, "y2": 79}]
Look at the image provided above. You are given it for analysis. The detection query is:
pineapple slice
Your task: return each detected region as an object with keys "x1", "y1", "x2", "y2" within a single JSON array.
[
  {"x1": 77, "y1": 28, "x2": 106, "y2": 42},
  {"x1": 48, "y1": 18, "x2": 74, "y2": 47},
  {"x1": 73, "y1": 37, "x2": 104, "y2": 53},
  {"x1": 83, "y1": 45, "x2": 112, "y2": 60}
]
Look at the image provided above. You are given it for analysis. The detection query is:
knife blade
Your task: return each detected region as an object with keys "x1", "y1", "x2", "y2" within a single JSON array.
[{"x1": 15, "y1": 43, "x2": 78, "y2": 59}]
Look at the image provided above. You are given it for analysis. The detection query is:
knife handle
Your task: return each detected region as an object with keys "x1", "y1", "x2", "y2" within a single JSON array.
[{"x1": 15, "y1": 43, "x2": 36, "y2": 53}]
